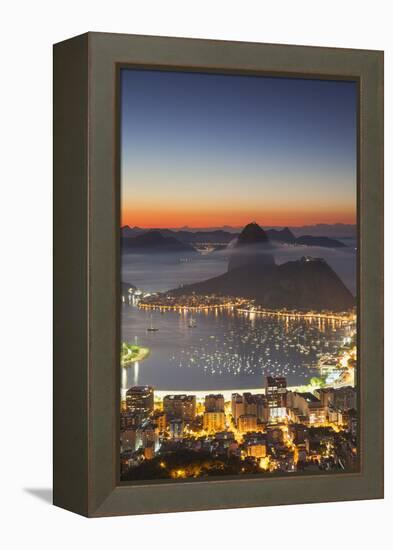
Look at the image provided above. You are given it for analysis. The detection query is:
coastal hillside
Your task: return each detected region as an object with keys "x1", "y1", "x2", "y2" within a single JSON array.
[{"x1": 171, "y1": 256, "x2": 354, "y2": 311}]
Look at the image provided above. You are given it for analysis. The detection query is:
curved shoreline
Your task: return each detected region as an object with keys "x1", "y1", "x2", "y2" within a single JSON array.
[
  {"x1": 121, "y1": 346, "x2": 150, "y2": 367},
  {"x1": 138, "y1": 302, "x2": 353, "y2": 322},
  {"x1": 153, "y1": 382, "x2": 353, "y2": 402}
]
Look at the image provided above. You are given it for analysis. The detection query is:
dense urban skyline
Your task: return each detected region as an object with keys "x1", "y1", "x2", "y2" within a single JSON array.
[{"x1": 120, "y1": 69, "x2": 357, "y2": 228}]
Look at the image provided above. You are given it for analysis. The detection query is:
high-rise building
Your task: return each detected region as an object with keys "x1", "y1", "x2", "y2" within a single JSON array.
[
  {"x1": 266, "y1": 376, "x2": 287, "y2": 419},
  {"x1": 232, "y1": 393, "x2": 268, "y2": 425},
  {"x1": 333, "y1": 386, "x2": 357, "y2": 411},
  {"x1": 243, "y1": 393, "x2": 258, "y2": 416},
  {"x1": 120, "y1": 411, "x2": 140, "y2": 429},
  {"x1": 231, "y1": 393, "x2": 244, "y2": 424},
  {"x1": 243, "y1": 393, "x2": 269, "y2": 422},
  {"x1": 238, "y1": 414, "x2": 258, "y2": 433},
  {"x1": 152, "y1": 411, "x2": 167, "y2": 433},
  {"x1": 163, "y1": 394, "x2": 196, "y2": 422},
  {"x1": 204, "y1": 394, "x2": 225, "y2": 413},
  {"x1": 287, "y1": 391, "x2": 325, "y2": 425},
  {"x1": 137, "y1": 422, "x2": 159, "y2": 451},
  {"x1": 203, "y1": 411, "x2": 226, "y2": 433},
  {"x1": 169, "y1": 418, "x2": 184, "y2": 440},
  {"x1": 126, "y1": 386, "x2": 154, "y2": 419},
  {"x1": 120, "y1": 428, "x2": 137, "y2": 452},
  {"x1": 316, "y1": 388, "x2": 335, "y2": 408},
  {"x1": 255, "y1": 394, "x2": 269, "y2": 422}
]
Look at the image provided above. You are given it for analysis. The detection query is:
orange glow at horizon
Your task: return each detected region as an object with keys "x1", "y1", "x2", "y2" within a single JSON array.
[{"x1": 121, "y1": 207, "x2": 356, "y2": 228}]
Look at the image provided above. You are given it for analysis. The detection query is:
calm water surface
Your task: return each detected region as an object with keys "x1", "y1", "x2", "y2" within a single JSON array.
[{"x1": 121, "y1": 247, "x2": 353, "y2": 391}]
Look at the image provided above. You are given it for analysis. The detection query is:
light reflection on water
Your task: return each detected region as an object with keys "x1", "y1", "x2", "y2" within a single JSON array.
[
  {"x1": 120, "y1": 249, "x2": 354, "y2": 392},
  {"x1": 121, "y1": 303, "x2": 347, "y2": 392}
]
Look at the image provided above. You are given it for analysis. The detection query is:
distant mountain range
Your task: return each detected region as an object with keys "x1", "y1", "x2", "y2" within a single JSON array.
[
  {"x1": 295, "y1": 235, "x2": 345, "y2": 248},
  {"x1": 121, "y1": 225, "x2": 347, "y2": 250},
  {"x1": 143, "y1": 223, "x2": 356, "y2": 238},
  {"x1": 121, "y1": 230, "x2": 196, "y2": 253},
  {"x1": 168, "y1": 222, "x2": 354, "y2": 312}
]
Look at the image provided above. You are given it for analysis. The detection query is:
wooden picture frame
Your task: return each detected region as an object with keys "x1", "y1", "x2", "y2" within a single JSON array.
[{"x1": 53, "y1": 32, "x2": 383, "y2": 517}]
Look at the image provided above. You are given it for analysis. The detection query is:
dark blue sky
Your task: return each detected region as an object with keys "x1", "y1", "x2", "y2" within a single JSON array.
[{"x1": 120, "y1": 68, "x2": 357, "y2": 228}]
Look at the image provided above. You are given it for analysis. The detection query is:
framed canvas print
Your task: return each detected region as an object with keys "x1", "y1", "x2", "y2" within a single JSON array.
[{"x1": 53, "y1": 32, "x2": 383, "y2": 517}]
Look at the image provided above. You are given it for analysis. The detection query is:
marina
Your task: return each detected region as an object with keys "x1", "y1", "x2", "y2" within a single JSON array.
[{"x1": 121, "y1": 301, "x2": 350, "y2": 391}]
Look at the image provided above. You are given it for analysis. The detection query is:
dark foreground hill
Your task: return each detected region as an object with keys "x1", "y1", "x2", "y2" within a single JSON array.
[{"x1": 170, "y1": 256, "x2": 354, "y2": 311}]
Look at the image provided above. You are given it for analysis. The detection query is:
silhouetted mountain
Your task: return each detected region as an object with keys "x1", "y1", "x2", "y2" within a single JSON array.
[
  {"x1": 121, "y1": 225, "x2": 347, "y2": 248},
  {"x1": 296, "y1": 235, "x2": 345, "y2": 248},
  {"x1": 237, "y1": 222, "x2": 268, "y2": 244},
  {"x1": 266, "y1": 227, "x2": 296, "y2": 243},
  {"x1": 121, "y1": 230, "x2": 196, "y2": 253},
  {"x1": 227, "y1": 222, "x2": 275, "y2": 271},
  {"x1": 121, "y1": 225, "x2": 146, "y2": 238},
  {"x1": 170, "y1": 256, "x2": 354, "y2": 311},
  {"x1": 150, "y1": 228, "x2": 237, "y2": 244},
  {"x1": 289, "y1": 223, "x2": 356, "y2": 239}
]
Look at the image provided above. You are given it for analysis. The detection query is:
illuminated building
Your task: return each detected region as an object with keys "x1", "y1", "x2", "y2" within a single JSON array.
[
  {"x1": 266, "y1": 376, "x2": 287, "y2": 419},
  {"x1": 120, "y1": 411, "x2": 140, "y2": 429},
  {"x1": 245, "y1": 393, "x2": 269, "y2": 422},
  {"x1": 126, "y1": 386, "x2": 154, "y2": 419},
  {"x1": 288, "y1": 424, "x2": 309, "y2": 448},
  {"x1": 274, "y1": 449, "x2": 295, "y2": 472},
  {"x1": 169, "y1": 418, "x2": 184, "y2": 440},
  {"x1": 203, "y1": 411, "x2": 226, "y2": 432},
  {"x1": 137, "y1": 422, "x2": 159, "y2": 451},
  {"x1": 319, "y1": 361, "x2": 339, "y2": 377},
  {"x1": 246, "y1": 443, "x2": 267, "y2": 458},
  {"x1": 287, "y1": 392, "x2": 326, "y2": 425},
  {"x1": 232, "y1": 393, "x2": 268, "y2": 425},
  {"x1": 295, "y1": 443, "x2": 308, "y2": 463},
  {"x1": 204, "y1": 394, "x2": 225, "y2": 413},
  {"x1": 238, "y1": 414, "x2": 258, "y2": 433},
  {"x1": 308, "y1": 405, "x2": 327, "y2": 425},
  {"x1": 152, "y1": 411, "x2": 167, "y2": 433},
  {"x1": 243, "y1": 393, "x2": 258, "y2": 416},
  {"x1": 328, "y1": 405, "x2": 339, "y2": 423},
  {"x1": 163, "y1": 394, "x2": 196, "y2": 422},
  {"x1": 120, "y1": 428, "x2": 137, "y2": 452},
  {"x1": 316, "y1": 388, "x2": 335, "y2": 408},
  {"x1": 267, "y1": 426, "x2": 283, "y2": 445},
  {"x1": 231, "y1": 393, "x2": 244, "y2": 424},
  {"x1": 333, "y1": 386, "x2": 357, "y2": 411}
]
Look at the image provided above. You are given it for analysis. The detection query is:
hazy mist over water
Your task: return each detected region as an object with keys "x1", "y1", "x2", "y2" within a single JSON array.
[
  {"x1": 122, "y1": 252, "x2": 227, "y2": 293},
  {"x1": 121, "y1": 238, "x2": 356, "y2": 296}
]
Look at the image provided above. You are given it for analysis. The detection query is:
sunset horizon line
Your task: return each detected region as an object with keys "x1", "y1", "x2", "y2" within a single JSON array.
[{"x1": 121, "y1": 219, "x2": 357, "y2": 229}]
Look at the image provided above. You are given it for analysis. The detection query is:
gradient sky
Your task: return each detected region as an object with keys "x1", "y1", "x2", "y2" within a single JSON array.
[{"x1": 120, "y1": 69, "x2": 357, "y2": 228}]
